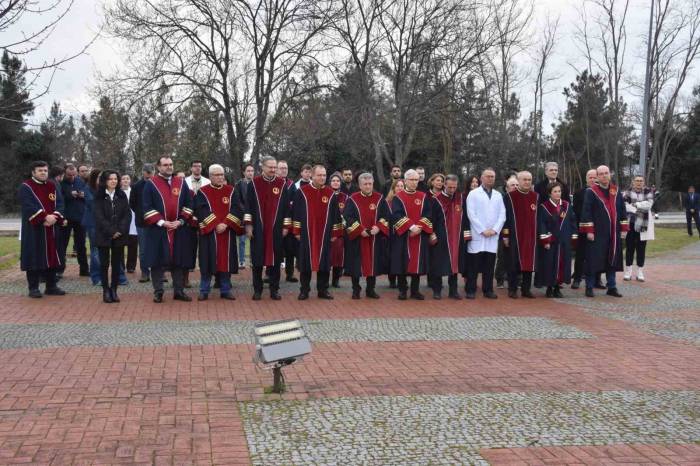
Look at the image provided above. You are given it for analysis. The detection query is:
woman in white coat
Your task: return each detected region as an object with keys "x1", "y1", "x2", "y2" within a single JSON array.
[
  {"x1": 623, "y1": 175, "x2": 655, "y2": 281},
  {"x1": 465, "y1": 168, "x2": 506, "y2": 299}
]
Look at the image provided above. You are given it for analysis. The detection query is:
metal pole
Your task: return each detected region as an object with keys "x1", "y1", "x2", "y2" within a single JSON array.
[
  {"x1": 639, "y1": 0, "x2": 655, "y2": 177},
  {"x1": 272, "y1": 366, "x2": 284, "y2": 394}
]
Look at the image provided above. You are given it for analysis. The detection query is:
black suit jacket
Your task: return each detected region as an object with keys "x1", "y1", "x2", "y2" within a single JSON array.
[{"x1": 683, "y1": 192, "x2": 700, "y2": 211}]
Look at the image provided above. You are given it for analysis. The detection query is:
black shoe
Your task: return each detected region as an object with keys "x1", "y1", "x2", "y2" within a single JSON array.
[
  {"x1": 286, "y1": 276, "x2": 299, "y2": 283},
  {"x1": 585, "y1": 288, "x2": 595, "y2": 298},
  {"x1": 571, "y1": 279, "x2": 580, "y2": 290},
  {"x1": 398, "y1": 291, "x2": 407, "y2": 300},
  {"x1": 318, "y1": 291, "x2": 334, "y2": 300},
  {"x1": 154, "y1": 291, "x2": 164, "y2": 303},
  {"x1": 484, "y1": 291, "x2": 498, "y2": 299},
  {"x1": 352, "y1": 290, "x2": 361, "y2": 300},
  {"x1": 366, "y1": 290, "x2": 380, "y2": 299},
  {"x1": 110, "y1": 287, "x2": 120, "y2": 303},
  {"x1": 45, "y1": 287, "x2": 66, "y2": 296},
  {"x1": 298, "y1": 292, "x2": 309, "y2": 300},
  {"x1": 139, "y1": 275, "x2": 150, "y2": 283},
  {"x1": 521, "y1": 289, "x2": 535, "y2": 299},
  {"x1": 508, "y1": 289, "x2": 518, "y2": 299},
  {"x1": 410, "y1": 292, "x2": 425, "y2": 300},
  {"x1": 448, "y1": 292, "x2": 462, "y2": 300},
  {"x1": 546, "y1": 287, "x2": 554, "y2": 298},
  {"x1": 553, "y1": 287, "x2": 564, "y2": 298},
  {"x1": 198, "y1": 293, "x2": 208, "y2": 301},
  {"x1": 252, "y1": 292, "x2": 262, "y2": 301},
  {"x1": 606, "y1": 288, "x2": 623, "y2": 298},
  {"x1": 433, "y1": 291, "x2": 441, "y2": 300},
  {"x1": 465, "y1": 292, "x2": 476, "y2": 300},
  {"x1": 28, "y1": 289, "x2": 42, "y2": 299},
  {"x1": 103, "y1": 289, "x2": 114, "y2": 303},
  {"x1": 220, "y1": 292, "x2": 236, "y2": 300},
  {"x1": 174, "y1": 292, "x2": 192, "y2": 302},
  {"x1": 127, "y1": 269, "x2": 135, "y2": 274},
  {"x1": 270, "y1": 292, "x2": 282, "y2": 301}
]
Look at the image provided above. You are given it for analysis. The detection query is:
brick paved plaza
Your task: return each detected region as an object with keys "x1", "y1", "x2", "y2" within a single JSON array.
[{"x1": 0, "y1": 243, "x2": 698, "y2": 465}]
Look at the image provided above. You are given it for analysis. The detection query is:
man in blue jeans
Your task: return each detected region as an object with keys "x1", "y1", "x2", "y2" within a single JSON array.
[{"x1": 129, "y1": 164, "x2": 155, "y2": 282}]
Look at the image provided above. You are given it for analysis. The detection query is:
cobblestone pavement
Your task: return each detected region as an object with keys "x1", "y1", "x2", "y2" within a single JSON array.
[{"x1": 0, "y1": 241, "x2": 698, "y2": 464}]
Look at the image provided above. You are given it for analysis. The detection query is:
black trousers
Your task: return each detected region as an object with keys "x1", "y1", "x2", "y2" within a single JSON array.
[
  {"x1": 494, "y1": 240, "x2": 509, "y2": 284},
  {"x1": 285, "y1": 253, "x2": 296, "y2": 279},
  {"x1": 98, "y1": 245, "x2": 124, "y2": 289},
  {"x1": 428, "y1": 273, "x2": 458, "y2": 294},
  {"x1": 508, "y1": 270, "x2": 532, "y2": 291},
  {"x1": 253, "y1": 264, "x2": 280, "y2": 293},
  {"x1": 466, "y1": 252, "x2": 496, "y2": 295},
  {"x1": 152, "y1": 266, "x2": 185, "y2": 294},
  {"x1": 686, "y1": 210, "x2": 700, "y2": 236},
  {"x1": 332, "y1": 266, "x2": 343, "y2": 284},
  {"x1": 300, "y1": 270, "x2": 330, "y2": 294},
  {"x1": 351, "y1": 275, "x2": 377, "y2": 292},
  {"x1": 26, "y1": 268, "x2": 58, "y2": 291},
  {"x1": 573, "y1": 236, "x2": 587, "y2": 281},
  {"x1": 125, "y1": 235, "x2": 138, "y2": 272},
  {"x1": 625, "y1": 231, "x2": 647, "y2": 267},
  {"x1": 397, "y1": 274, "x2": 420, "y2": 294},
  {"x1": 59, "y1": 220, "x2": 88, "y2": 273}
]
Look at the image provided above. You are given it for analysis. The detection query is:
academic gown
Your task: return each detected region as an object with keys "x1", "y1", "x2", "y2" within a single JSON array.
[
  {"x1": 19, "y1": 178, "x2": 66, "y2": 271},
  {"x1": 244, "y1": 175, "x2": 292, "y2": 267},
  {"x1": 291, "y1": 184, "x2": 342, "y2": 273},
  {"x1": 535, "y1": 199, "x2": 577, "y2": 287},
  {"x1": 195, "y1": 183, "x2": 244, "y2": 275},
  {"x1": 142, "y1": 174, "x2": 197, "y2": 269},
  {"x1": 427, "y1": 190, "x2": 451, "y2": 277},
  {"x1": 502, "y1": 189, "x2": 539, "y2": 273},
  {"x1": 281, "y1": 177, "x2": 297, "y2": 258},
  {"x1": 343, "y1": 191, "x2": 391, "y2": 277},
  {"x1": 330, "y1": 190, "x2": 348, "y2": 268},
  {"x1": 579, "y1": 184, "x2": 629, "y2": 274},
  {"x1": 390, "y1": 190, "x2": 433, "y2": 275},
  {"x1": 429, "y1": 191, "x2": 470, "y2": 278}
]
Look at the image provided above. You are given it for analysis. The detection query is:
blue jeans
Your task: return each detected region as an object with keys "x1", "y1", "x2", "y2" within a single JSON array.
[
  {"x1": 238, "y1": 236, "x2": 247, "y2": 264},
  {"x1": 586, "y1": 271, "x2": 616, "y2": 290},
  {"x1": 137, "y1": 226, "x2": 150, "y2": 276},
  {"x1": 87, "y1": 227, "x2": 127, "y2": 285},
  {"x1": 200, "y1": 272, "x2": 231, "y2": 295}
]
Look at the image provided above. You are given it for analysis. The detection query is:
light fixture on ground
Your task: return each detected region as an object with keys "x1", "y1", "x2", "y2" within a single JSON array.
[{"x1": 253, "y1": 319, "x2": 311, "y2": 393}]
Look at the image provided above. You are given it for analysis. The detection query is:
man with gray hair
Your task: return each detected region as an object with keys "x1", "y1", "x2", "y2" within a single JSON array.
[
  {"x1": 535, "y1": 161, "x2": 570, "y2": 204},
  {"x1": 130, "y1": 163, "x2": 156, "y2": 283}
]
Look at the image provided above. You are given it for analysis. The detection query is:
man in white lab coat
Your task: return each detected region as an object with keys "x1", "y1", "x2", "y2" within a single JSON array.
[{"x1": 465, "y1": 168, "x2": 506, "y2": 299}]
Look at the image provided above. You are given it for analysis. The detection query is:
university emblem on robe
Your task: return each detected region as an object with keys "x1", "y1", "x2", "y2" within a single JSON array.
[
  {"x1": 414, "y1": 198, "x2": 421, "y2": 205},
  {"x1": 272, "y1": 187, "x2": 280, "y2": 195},
  {"x1": 610, "y1": 187, "x2": 617, "y2": 196},
  {"x1": 369, "y1": 203, "x2": 376, "y2": 210},
  {"x1": 456, "y1": 206, "x2": 461, "y2": 212},
  {"x1": 222, "y1": 197, "x2": 229, "y2": 204},
  {"x1": 530, "y1": 203, "x2": 536, "y2": 210},
  {"x1": 172, "y1": 187, "x2": 180, "y2": 196},
  {"x1": 560, "y1": 210, "x2": 566, "y2": 219},
  {"x1": 48, "y1": 193, "x2": 56, "y2": 201},
  {"x1": 339, "y1": 202, "x2": 345, "y2": 210},
  {"x1": 322, "y1": 196, "x2": 329, "y2": 203}
]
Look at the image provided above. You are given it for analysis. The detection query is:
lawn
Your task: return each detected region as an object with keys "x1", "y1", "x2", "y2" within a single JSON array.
[{"x1": 645, "y1": 227, "x2": 697, "y2": 257}]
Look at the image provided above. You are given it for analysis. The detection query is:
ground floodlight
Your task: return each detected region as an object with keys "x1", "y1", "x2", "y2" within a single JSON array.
[{"x1": 253, "y1": 319, "x2": 311, "y2": 393}]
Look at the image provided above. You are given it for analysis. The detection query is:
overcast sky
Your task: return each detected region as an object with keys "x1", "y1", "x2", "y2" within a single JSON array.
[{"x1": 7, "y1": 0, "x2": 677, "y2": 132}]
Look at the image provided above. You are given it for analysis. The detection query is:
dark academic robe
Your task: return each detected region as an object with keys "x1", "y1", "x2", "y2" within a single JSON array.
[
  {"x1": 429, "y1": 191, "x2": 468, "y2": 277},
  {"x1": 244, "y1": 175, "x2": 292, "y2": 267},
  {"x1": 579, "y1": 184, "x2": 629, "y2": 274},
  {"x1": 281, "y1": 177, "x2": 297, "y2": 258},
  {"x1": 292, "y1": 184, "x2": 342, "y2": 272},
  {"x1": 330, "y1": 190, "x2": 348, "y2": 268},
  {"x1": 458, "y1": 194, "x2": 473, "y2": 276},
  {"x1": 343, "y1": 191, "x2": 391, "y2": 277},
  {"x1": 19, "y1": 178, "x2": 66, "y2": 271},
  {"x1": 427, "y1": 190, "x2": 450, "y2": 277},
  {"x1": 142, "y1": 174, "x2": 196, "y2": 269},
  {"x1": 535, "y1": 199, "x2": 577, "y2": 287},
  {"x1": 390, "y1": 190, "x2": 433, "y2": 275},
  {"x1": 195, "y1": 184, "x2": 244, "y2": 275},
  {"x1": 502, "y1": 189, "x2": 539, "y2": 272}
]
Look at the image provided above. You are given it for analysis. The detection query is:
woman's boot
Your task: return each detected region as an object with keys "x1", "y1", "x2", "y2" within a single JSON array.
[
  {"x1": 545, "y1": 286, "x2": 553, "y2": 298},
  {"x1": 110, "y1": 285, "x2": 120, "y2": 303},
  {"x1": 103, "y1": 287, "x2": 113, "y2": 303}
]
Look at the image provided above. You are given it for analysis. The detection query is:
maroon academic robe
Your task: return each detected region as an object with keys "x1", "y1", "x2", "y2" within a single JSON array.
[
  {"x1": 292, "y1": 184, "x2": 342, "y2": 272},
  {"x1": 390, "y1": 190, "x2": 433, "y2": 275},
  {"x1": 19, "y1": 178, "x2": 66, "y2": 271},
  {"x1": 502, "y1": 189, "x2": 539, "y2": 272},
  {"x1": 195, "y1": 184, "x2": 244, "y2": 274},
  {"x1": 343, "y1": 191, "x2": 391, "y2": 277},
  {"x1": 330, "y1": 190, "x2": 348, "y2": 268},
  {"x1": 244, "y1": 175, "x2": 291, "y2": 267},
  {"x1": 436, "y1": 191, "x2": 466, "y2": 275}
]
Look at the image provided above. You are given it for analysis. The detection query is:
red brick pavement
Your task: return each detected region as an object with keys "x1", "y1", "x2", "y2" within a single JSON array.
[
  {"x1": 481, "y1": 443, "x2": 700, "y2": 465},
  {"x1": 0, "y1": 251, "x2": 698, "y2": 464}
]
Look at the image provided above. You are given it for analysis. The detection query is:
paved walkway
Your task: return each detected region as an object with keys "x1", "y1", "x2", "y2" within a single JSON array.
[{"x1": 0, "y1": 242, "x2": 698, "y2": 465}]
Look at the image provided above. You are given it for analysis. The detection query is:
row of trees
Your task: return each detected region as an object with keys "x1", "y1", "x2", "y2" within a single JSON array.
[{"x1": 2, "y1": 0, "x2": 700, "y2": 213}]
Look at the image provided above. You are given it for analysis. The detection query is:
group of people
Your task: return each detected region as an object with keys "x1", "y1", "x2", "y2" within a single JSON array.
[{"x1": 19, "y1": 157, "x2": 657, "y2": 303}]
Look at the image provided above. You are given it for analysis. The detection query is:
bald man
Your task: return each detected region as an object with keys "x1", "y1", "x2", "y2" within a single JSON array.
[
  {"x1": 502, "y1": 171, "x2": 539, "y2": 298},
  {"x1": 579, "y1": 165, "x2": 629, "y2": 297}
]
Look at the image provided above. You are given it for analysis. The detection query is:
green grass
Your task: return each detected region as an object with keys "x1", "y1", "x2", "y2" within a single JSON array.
[
  {"x1": 0, "y1": 236, "x2": 21, "y2": 270},
  {"x1": 644, "y1": 227, "x2": 697, "y2": 258}
]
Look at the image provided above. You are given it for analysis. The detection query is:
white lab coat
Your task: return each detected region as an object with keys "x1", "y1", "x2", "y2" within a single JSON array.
[{"x1": 467, "y1": 186, "x2": 506, "y2": 254}]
